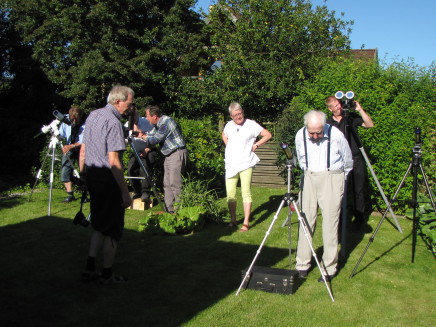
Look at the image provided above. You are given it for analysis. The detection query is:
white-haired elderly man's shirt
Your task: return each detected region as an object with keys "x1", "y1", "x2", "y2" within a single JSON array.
[{"x1": 295, "y1": 124, "x2": 353, "y2": 175}]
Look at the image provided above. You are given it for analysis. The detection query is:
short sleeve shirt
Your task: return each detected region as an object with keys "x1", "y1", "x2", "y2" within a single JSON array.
[
  {"x1": 223, "y1": 118, "x2": 264, "y2": 179},
  {"x1": 82, "y1": 104, "x2": 126, "y2": 169}
]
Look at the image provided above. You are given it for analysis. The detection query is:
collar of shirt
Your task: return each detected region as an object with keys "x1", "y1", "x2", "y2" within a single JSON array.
[
  {"x1": 305, "y1": 125, "x2": 330, "y2": 143},
  {"x1": 107, "y1": 103, "x2": 122, "y2": 121}
]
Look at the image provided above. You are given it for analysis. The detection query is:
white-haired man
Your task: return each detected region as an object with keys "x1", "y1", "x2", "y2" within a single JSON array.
[{"x1": 294, "y1": 110, "x2": 353, "y2": 282}]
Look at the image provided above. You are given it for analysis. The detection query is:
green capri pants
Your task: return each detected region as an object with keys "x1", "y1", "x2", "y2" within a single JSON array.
[{"x1": 226, "y1": 167, "x2": 253, "y2": 203}]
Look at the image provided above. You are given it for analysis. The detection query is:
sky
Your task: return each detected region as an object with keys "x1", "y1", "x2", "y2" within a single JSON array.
[{"x1": 193, "y1": 0, "x2": 436, "y2": 68}]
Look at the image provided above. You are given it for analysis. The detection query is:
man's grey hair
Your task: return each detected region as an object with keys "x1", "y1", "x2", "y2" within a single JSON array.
[
  {"x1": 304, "y1": 110, "x2": 326, "y2": 127},
  {"x1": 228, "y1": 102, "x2": 243, "y2": 115},
  {"x1": 107, "y1": 85, "x2": 135, "y2": 105}
]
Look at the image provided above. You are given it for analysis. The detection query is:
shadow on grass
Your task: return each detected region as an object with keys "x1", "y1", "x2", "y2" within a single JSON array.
[
  {"x1": 250, "y1": 194, "x2": 284, "y2": 228},
  {"x1": 0, "y1": 194, "x2": 30, "y2": 208},
  {"x1": 0, "y1": 215, "x2": 290, "y2": 327}
]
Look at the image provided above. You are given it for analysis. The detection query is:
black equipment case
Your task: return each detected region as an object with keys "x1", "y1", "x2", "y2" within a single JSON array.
[{"x1": 241, "y1": 266, "x2": 298, "y2": 295}]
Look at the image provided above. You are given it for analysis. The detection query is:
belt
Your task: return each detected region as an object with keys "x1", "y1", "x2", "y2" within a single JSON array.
[{"x1": 165, "y1": 146, "x2": 186, "y2": 157}]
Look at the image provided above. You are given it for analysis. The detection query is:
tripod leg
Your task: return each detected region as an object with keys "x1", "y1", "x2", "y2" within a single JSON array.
[
  {"x1": 411, "y1": 162, "x2": 419, "y2": 263},
  {"x1": 28, "y1": 147, "x2": 50, "y2": 202},
  {"x1": 350, "y1": 162, "x2": 412, "y2": 278},
  {"x1": 128, "y1": 137, "x2": 166, "y2": 211},
  {"x1": 293, "y1": 200, "x2": 334, "y2": 302},
  {"x1": 412, "y1": 163, "x2": 436, "y2": 262},
  {"x1": 420, "y1": 163, "x2": 436, "y2": 210},
  {"x1": 360, "y1": 147, "x2": 402, "y2": 233},
  {"x1": 57, "y1": 142, "x2": 80, "y2": 179},
  {"x1": 236, "y1": 199, "x2": 286, "y2": 296},
  {"x1": 48, "y1": 142, "x2": 57, "y2": 216},
  {"x1": 287, "y1": 202, "x2": 293, "y2": 269}
]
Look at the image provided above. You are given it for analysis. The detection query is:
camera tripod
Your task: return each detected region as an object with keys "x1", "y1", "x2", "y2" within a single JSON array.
[
  {"x1": 350, "y1": 127, "x2": 436, "y2": 278},
  {"x1": 236, "y1": 158, "x2": 335, "y2": 302},
  {"x1": 340, "y1": 109, "x2": 402, "y2": 257},
  {"x1": 28, "y1": 134, "x2": 79, "y2": 216},
  {"x1": 126, "y1": 134, "x2": 168, "y2": 212}
]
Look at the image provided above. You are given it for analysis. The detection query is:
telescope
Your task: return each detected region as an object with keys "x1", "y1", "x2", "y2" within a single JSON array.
[{"x1": 34, "y1": 110, "x2": 71, "y2": 139}]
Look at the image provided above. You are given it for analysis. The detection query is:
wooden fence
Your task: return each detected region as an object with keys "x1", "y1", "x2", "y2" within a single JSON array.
[{"x1": 252, "y1": 141, "x2": 286, "y2": 188}]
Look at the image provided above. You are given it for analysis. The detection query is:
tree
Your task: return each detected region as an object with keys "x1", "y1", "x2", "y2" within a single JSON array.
[
  {"x1": 175, "y1": 0, "x2": 352, "y2": 119},
  {"x1": 0, "y1": 8, "x2": 62, "y2": 188},
  {"x1": 3, "y1": 0, "x2": 209, "y2": 112}
]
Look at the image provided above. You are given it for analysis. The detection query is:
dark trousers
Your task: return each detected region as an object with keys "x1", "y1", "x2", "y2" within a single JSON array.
[
  {"x1": 349, "y1": 153, "x2": 372, "y2": 223},
  {"x1": 127, "y1": 150, "x2": 158, "y2": 198},
  {"x1": 86, "y1": 167, "x2": 125, "y2": 241}
]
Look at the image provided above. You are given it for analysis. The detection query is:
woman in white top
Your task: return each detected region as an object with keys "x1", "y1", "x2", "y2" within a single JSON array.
[{"x1": 222, "y1": 102, "x2": 272, "y2": 232}]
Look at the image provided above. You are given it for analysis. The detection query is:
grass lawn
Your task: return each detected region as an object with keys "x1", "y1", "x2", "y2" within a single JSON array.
[{"x1": 0, "y1": 187, "x2": 435, "y2": 327}]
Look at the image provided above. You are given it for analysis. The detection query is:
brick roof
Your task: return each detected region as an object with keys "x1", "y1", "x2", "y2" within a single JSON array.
[{"x1": 349, "y1": 49, "x2": 378, "y2": 62}]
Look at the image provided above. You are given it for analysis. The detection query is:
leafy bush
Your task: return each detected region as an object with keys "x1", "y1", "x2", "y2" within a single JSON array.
[
  {"x1": 138, "y1": 206, "x2": 206, "y2": 235},
  {"x1": 178, "y1": 115, "x2": 225, "y2": 188},
  {"x1": 178, "y1": 174, "x2": 224, "y2": 223},
  {"x1": 405, "y1": 192, "x2": 436, "y2": 256},
  {"x1": 138, "y1": 174, "x2": 224, "y2": 235}
]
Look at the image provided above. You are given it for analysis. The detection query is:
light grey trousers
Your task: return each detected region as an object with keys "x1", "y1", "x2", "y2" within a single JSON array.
[
  {"x1": 163, "y1": 148, "x2": 187, "y2": 212},
  {"x1": 296, "y1": 170, "x2": 344, "y2": 276}
]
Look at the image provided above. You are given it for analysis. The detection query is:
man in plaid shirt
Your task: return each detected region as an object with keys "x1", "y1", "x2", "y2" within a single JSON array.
[{"x1": 140, "y1": 105, "x2": 187, "y2": 213}]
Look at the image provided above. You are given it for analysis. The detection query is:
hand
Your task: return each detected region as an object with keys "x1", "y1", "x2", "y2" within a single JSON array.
[
  {"x1": 62, "y1": 144, "x2": 74, "y2": 154},
  {"x1": 121, "y1": 191, "x2": 132, "y2": 208},
  {"x1": 354, "y1": 101, "x2": 363, "y2": 113}
]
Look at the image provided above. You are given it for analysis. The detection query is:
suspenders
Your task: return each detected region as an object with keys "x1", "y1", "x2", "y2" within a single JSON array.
[{"x1": 303, "y1": 125, "x2": 332, "y2": 170}]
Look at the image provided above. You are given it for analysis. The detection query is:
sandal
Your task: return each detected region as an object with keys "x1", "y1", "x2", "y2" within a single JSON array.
[
  {"x1": 99, "y1": 274, "x2": 127, "y2": 285},
  {"x1": 227, "y1": 221, "x2": 237, "y2": 228},
  {"x1": 81, "y1": 270, "x2": 101, "y2": 282},
  {"x1": 239, "y1": 224, "x2": 249, "y2": 232}
]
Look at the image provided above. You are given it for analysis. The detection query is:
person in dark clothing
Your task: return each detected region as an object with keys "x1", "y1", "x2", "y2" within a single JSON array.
[
  {"x1": 326, "y1": 96, "x2": 374, "y2": 230},
  {"x1": 59, "y1": 106, "x2": 85, "y2": 202},
  {"x1": 79, "y1": 85, "x2": 134, "y2": 285},
  {"x1": 127, "y1": 108, "x2": 159, "y2": 203}
]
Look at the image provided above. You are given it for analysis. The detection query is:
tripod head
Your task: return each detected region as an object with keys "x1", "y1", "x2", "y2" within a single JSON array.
[
  {"x1": 280, "y1": 142, "x2": 297, "y2": 167},
  {"x1": 412, "y1": 127, "x2": 422, "y2": 159}
]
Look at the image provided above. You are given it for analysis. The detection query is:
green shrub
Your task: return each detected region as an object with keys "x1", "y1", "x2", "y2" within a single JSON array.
[
  {"x1": 138, "y1": 174, "x2": 224, "y2": 235},
  {"x1": 178, "y1": 174, "x2": 224, "y2": 223},
  {"x1": 138, "y1": 206, "x2": 206, "y2": 235},
  {"x1": 178, "y1": 115, "x2": 225, "y2": 188},
  {"x1": 405, "y1": 191, "x2": 436, "y2": 256}
]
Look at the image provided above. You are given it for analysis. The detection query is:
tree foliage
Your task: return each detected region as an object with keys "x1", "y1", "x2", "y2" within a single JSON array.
[
  {"x1": 3, "y1": 0, "x2": 209, "y2": 111},
  {"x1": 176, "y1": 0, "x2": 352, "y2": 119}
]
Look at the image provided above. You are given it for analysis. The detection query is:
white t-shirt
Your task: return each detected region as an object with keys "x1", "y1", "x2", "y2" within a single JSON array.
[{"x1": 223, "y1": 118, "x2": 264, "y2": 179}]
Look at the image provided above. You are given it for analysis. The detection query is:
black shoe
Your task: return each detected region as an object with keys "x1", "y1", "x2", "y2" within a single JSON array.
[
  {"x1": 132, "y1": 193, "x2": 142, "y2": 200},
  {"x1": 352, "y1": 221, "x2": 373, "y2": 234},
  {"x1": 297, "y1": 270, "x2": 308, "y2": 278},
  {"x1": 318, "y1": 274, "x2": 334, "y2": 283},
  {"x1": 63, "y1": 195, "x2": 75, "y2": 203}
]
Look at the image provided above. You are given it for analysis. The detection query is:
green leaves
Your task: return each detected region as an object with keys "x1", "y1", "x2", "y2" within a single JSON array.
[
  {"x1": 176, "y1": 0, "x2": 352, "y2": 120},
  {"x1": 138, "y1": 206, "x2": 206, "y2": 235},
  {"x1": 405, "y1": 192, "x2": 436, "y2": 255},
  {"x1": 5, "y1": 0, "x2": 207, "y2": 111}
]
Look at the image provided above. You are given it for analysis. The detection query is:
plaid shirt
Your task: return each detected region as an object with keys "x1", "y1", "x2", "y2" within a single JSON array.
[
  {"x1": 82, "y1": 104, "x2": 125, "y2": 169},
  {"x1": 146, "y1": 115, "x2": 185, "y2": 156}
]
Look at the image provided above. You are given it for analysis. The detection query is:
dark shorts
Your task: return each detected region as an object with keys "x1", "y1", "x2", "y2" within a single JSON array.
[
  {"x1": 86, "y1": 167, "x2": 125, "y2": 241},
  {"x1": 61, "y1": 153, "x2": 76, "y2": 182}
]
